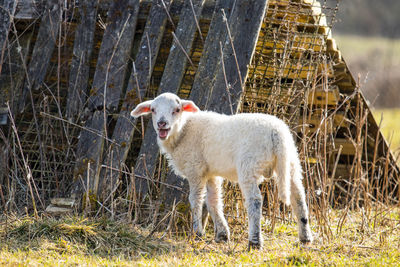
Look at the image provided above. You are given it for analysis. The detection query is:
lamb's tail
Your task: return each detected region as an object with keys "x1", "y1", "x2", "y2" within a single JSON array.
[
  {"x1": 274, "y1": 152, "x2": 291, "y2": 205},
  {"x1": 272, "y1": 128, "x2": 299, "y2": 206}
]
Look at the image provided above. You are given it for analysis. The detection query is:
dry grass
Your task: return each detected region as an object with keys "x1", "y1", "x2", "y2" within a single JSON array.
[
  {"x1": 1, "y1": 208, "x2": 400, "y2": 266},
  {"x1": 0, "y1": 215, "x2": 171, "y2": 259}
]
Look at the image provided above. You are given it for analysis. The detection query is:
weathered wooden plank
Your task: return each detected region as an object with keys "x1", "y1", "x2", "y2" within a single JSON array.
[
  {"x1": 17, "y1": 0, "x2": 61, "y2": 113},
  {"x1": 87, "y1": 0, "x2": 140, "y2": 112},
  {"x1": 0, "y1": 25, "x2": 33, "y2": 112},
  {"x1": 134, "y1": 0, "x2": 205, "y2": 198},
  {"x1": 97, "y1": 0, "x2": 173, "y2": 198},
  {"x1": 0, "y1": 0, "x2": 16, "y2": 74},
  {"x1": 0, "y1": 141, "x2": 8, "y2": 193},
  {"x1": 65, "y1": 0, "x2": 98, "y2": 119},
  {"x1": 14, "y1": 0, "x2": 216, "y2": 21},
  {"x1": 14, "y1": 0, "x2": 43, "y2": 20},
  {"x1": 50, "y1": 197, "x2": 76, "y2": 207},
  {"x1": 45, "y1": 204, "x2": 73, "y2": 215},
  {"x1": 207, "y1": 0, "x2": 268, "y2": 114},
  {"x1": 71, "y1": 110, "x2": 106, "y2": 198},
  {"x1": 163, "y1": 0, "x2": 235, "y2": 204},
  {"x1": 189, "y1": 0, "x2": 233, "y2": 108},
  {"x1": 307, "y1": 85, "x2": 340, "y2": 107},
  {"x1": 72, "y1": 0, "x2": 140, "y2": 199}
]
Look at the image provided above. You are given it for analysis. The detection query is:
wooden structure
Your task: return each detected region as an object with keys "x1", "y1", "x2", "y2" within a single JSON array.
[{"x1": 0, "y1": 0, "x2": 398, "y2": 212}]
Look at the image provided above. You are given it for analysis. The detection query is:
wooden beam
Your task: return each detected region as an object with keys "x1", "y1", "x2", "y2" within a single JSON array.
[
  {"x1": 14, "y1": 0, "x2": 43, "y2": 20},
  {"x1": 189, "y1": 0, "x2": 234, "y2": 109},
  {"x1": 207, "y1": 0, "x2": 268, "y2": 114},
  {"x1": 0, "y1": 22, "x2": 33, "y2": 112},
  {"x1": 13, "y1": 0, "x2": 217, "y2": 20},
  {"x1": 97, "y1": 0, "x2": 173, "y2": 198},
  {"x1": 17, "y1": 0, "x2": 61, "y2": 113},
  {"x1": 65, "y1": 0, "x2": 98, "y2": 119},
  {"x1": 299, "y1": 111, "x2": 350, "y2": 135},
  {"x1": 307, "y1": 85, "x2": 340, "y2": 107},
  {"x1": 87, "y1": 0, "x2": 140, "y2": 112},
  {"x1": 331, "y1": 138, "x2": 356, "y2": 156},
  {"x1": 134, "y1": 0, "x2": 205, "y2": 198},
  {"x1": 72, "y1": 0, "x2": 140, "y2": 199},
  {"x1": 71, "y1": 110, "x2": 106, "y2": 199},
  {"x1": 0, "y1": 0, "x2": 16, "y2": 74}
]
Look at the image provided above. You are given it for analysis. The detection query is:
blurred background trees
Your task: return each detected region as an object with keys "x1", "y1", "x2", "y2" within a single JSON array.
[{"x1": 330, "y1": 0, "x2": 400, "y2": 109}]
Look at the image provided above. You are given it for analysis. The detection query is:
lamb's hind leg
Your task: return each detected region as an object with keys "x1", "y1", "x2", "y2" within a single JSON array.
[
  {"x1": 201, "y1": 202, "x2": 209, "y2": 233},
  {"x1": 290, "y1": 172, "x2": 313, "y2": 244},
  {"x1": 238, "y1": 174, "x2": 263, "y2": 249},
  {"x1": 188, "y1": 179, "x2": 207, "y2": 237},
  {"x1": 206, "y1": 176, "x2": 230, "y2": 242}
]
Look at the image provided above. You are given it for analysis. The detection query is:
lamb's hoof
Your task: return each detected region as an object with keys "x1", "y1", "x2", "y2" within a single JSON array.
[
  {"x1": 248, "y1": 241, "x2": 262, "y2": 250},
  {"x1": 215, "y1": 232, "x2": 229, "y2": 243},
  {"x1": 300, "y1": 239, "x2": 312, "y2": 246},
  {"x1": 299, "y1": 232, "x2": 313, "y2": 246},
  {"x1": 194, "y1": 231, "x2": 205, "y2": 240}
]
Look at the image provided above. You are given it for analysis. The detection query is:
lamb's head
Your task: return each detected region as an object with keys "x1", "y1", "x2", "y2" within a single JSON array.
[{"x1": 130, "y1": 93, "x2": 199, "y2": 141}]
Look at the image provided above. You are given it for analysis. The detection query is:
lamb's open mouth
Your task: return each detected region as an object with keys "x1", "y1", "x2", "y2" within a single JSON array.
[{"x1": 158, "y1": 128, "x2": 170, "y2": 140}]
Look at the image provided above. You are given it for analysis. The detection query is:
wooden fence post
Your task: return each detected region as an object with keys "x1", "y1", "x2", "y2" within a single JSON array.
[
  {"x1": 97, "y1": 0, "x2": 173, "y2": 199},
  {"x1": 0, "y1": 0, "x2": 16, "y2": 74},
  {"x1": 65, "y1": 0, "x2": 98, "y2": 119},
  {"x1": 17, "y1": 0, "x2": 61, "y2": 113},
  {"x1": 71, "y1": 0, "x2": 140, "y2": 201},
  {"x1": 206, "y1": 0, "x2": 268, "y2": 114}
]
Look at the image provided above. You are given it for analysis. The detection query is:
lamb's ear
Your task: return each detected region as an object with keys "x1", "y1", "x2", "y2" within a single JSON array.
[
  {"x1": 181, "y1": 100, "x2": 199, "y2": 113},
  {"x1": 130, "y1": 100, "x2": 153, "y2": 118}
]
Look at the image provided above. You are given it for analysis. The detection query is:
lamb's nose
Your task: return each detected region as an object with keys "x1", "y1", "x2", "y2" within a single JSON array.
[{"x1": 157, "y1": 121, "x2": 167, "y2": 128}]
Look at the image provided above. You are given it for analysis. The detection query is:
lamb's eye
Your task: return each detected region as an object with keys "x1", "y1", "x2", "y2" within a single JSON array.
[
  {"x1": 173, "y1": 108, "x2": 180, "y2": 114},
  {"x1": 151, "y1": 108, "x2": 155, "y2": 113}
]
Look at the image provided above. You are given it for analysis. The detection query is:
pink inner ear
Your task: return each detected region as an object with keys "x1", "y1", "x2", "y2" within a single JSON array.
[
  {"x1": 141, "y1": 106, "x2": 151, "y2": 113},
  {"x1": 182, "y1": 104, "x2": 198, "y2": 112}
]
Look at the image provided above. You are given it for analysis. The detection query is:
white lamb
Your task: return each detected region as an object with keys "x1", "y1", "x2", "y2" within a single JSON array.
[{"x1": 131, "y1": 92, "x2": 313, "y2": 248}]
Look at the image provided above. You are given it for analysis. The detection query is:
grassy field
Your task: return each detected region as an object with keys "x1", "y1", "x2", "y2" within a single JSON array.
[
  {"x1": 1, "y1": 208, "x2": 400, "y2": 266},
  {"x1": 335, "y1": 35, "x2": 400, "y2": 64},
  {"x1": 372, "y1": 108, "x2": 400, "y2": 161},
  {"x1": 335, "y1": 35, "x2": 400, "y2": 108}
]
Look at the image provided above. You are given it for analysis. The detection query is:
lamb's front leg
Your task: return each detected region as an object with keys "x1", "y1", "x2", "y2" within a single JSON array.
[
  {"x1": 206, "y1": 177, "x2": 230, "y2": 242},
  {"x1": 188, "y1": 178, "x2": 207, "y2": 237}
]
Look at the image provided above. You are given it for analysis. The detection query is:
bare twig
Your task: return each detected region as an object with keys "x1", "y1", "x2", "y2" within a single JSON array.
[
  {"x1": 171, "y1": 32, "x2": 195, "y2": 69},
  {"x1": 7, "y1": 103, "x2": 43, "y2": 216}
]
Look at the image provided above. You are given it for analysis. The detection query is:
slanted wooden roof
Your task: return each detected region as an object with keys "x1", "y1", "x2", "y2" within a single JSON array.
[{"x1": 0, "y1": 0, "x2": 398, "y2": 210}]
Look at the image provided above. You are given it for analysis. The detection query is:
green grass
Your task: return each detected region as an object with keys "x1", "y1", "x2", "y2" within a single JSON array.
[
  {"x1": 372, "y1": 108, "x2": 400, "y2": 159},
  {"x1": 335, "y1": 35, "x2": 400, "y2": 65},
  {"x1": 2, "y1": 209, "x2": 400, "y2": 266},
  {"x1": 335, "y1": 35, "x2": 400, "y2": 108}
]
